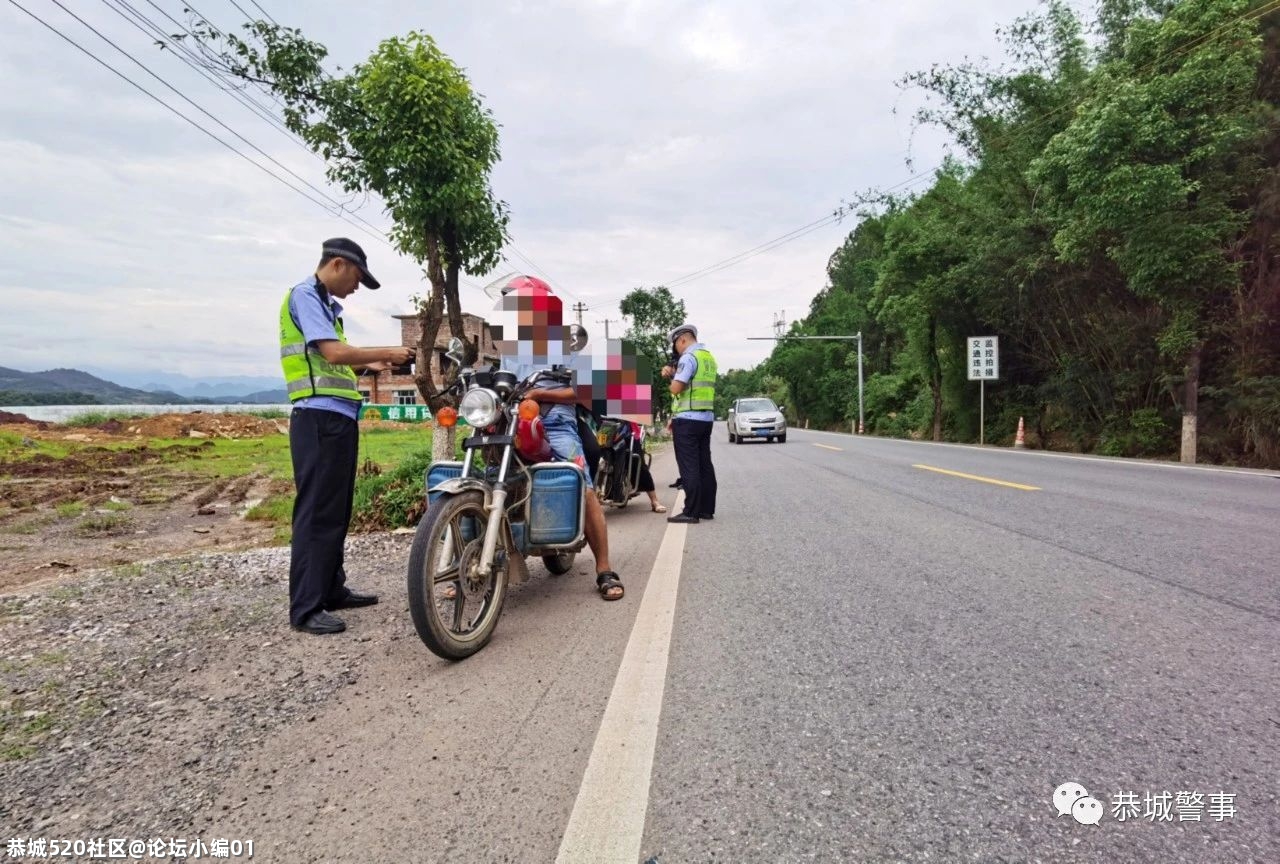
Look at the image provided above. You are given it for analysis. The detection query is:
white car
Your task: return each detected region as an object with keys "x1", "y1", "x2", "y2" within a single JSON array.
[{"x1": 727, "y1": 397, "x2": 787, "y2": 444}]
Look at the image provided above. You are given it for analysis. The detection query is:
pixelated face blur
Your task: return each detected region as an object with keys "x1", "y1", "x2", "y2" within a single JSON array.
[
  {"x1": 493, "y1": 289, "x2": 569, "y2": 360},
  {"x1": 573, "y1": 337, "x2": 654, "y2": 423}
]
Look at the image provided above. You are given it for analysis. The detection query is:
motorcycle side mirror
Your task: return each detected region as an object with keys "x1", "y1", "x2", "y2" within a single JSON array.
[
  {"x1": 568, "y1": 323, "x2": 589, "y2": 352},
  {"x1": 444, "y1": 337, "x2": 465, "y2": 366}
]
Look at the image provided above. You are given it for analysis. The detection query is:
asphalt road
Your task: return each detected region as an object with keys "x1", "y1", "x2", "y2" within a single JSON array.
[
  {"x1": 209, "y1": 426, "x2": 1279, "y2": 863},
  {"x1": 642, "y1": 426, "x2": 1280, "y2": 863}
]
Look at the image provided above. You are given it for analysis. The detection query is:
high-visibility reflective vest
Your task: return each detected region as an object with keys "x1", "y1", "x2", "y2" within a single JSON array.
[
  {"x1": 278, "y1": 285, "x2": 361, "y2": 402},
  {"x1": 673, "y1": 348, "x2": 717, "y2": 413}
]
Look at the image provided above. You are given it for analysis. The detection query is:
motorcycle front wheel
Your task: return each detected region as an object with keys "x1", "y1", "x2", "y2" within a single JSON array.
[{"x1": 407, "y1": 490, "x2": 509, "y2": 661}]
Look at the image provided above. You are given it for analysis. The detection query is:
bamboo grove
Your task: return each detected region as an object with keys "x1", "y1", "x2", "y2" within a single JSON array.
[{"x1": 728, "y1": 0, "x2": 1279, "y2": 466}]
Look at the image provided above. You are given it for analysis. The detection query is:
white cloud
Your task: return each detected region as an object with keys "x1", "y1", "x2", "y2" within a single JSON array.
[
  {"x1": 679, "y1": 8, "x2": 751, "y2": 72},
  {"x1": 1, "y1": 0, "x2": 1036, "y2": 384}
]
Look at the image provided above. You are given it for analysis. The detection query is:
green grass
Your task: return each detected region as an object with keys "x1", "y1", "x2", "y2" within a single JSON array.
[
  {"x1": 1, "y1": 517, "x2": 51, "y2": 535},
  {"x1": 246, "y1": 494, "x2": 293, "y2": 523},
  {"x1": 151, "y1": 424, "x2": 433, "y2": 481},
  {"x1": 61, "y1": 411, "x2": 145, "y2": 428},
  {"x1": 77, "y1": 696, "x2": 108, "y2": 720},
  {"x1": 48, "y1": 585, "x2": 83, "y2": 601},
  {"x1": 3, "y1": 424, "x2": 436, "y2": 540},
  {"x1": 112, "y1": 563, "x2": 144, "y2": 580},
  {"x1": 75, "y1": 513, "x2": 134, "y2": 537},
  {"x1": 55, "y1": 501, "x2": 86, "y2": 518},
  {"x1": 0, "y1": 430, "x2": 74, "y2": 463},
  {"x1": 0, "y1": 699, "x2": 57, "y2": 762},
  {"x1": 0, "y1": 744, "x2": 35, "y2": 761}
]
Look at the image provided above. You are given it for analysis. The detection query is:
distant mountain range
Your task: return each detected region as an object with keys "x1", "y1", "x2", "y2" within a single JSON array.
[
  {"x1": 84, "y1": 369, "x2": 286, "y2": 399},
  {"x1": 0, "y1": 367, "x2": 287, "y2": 406}
]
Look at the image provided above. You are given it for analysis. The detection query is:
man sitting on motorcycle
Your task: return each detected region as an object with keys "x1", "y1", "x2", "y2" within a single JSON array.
[{"x1": 496, "y1": 276, "x2": 624, "y2": 601}]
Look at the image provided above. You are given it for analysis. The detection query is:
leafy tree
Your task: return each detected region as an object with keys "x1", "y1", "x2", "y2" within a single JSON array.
[
  {"x1": 1030, "y1": 0, "x2": 1269, "y2": 462},
  {"x1": 715, "y1": 366, "x2": 767, "y2": 418},
  {"x1": 748, "y1": 0, "x2": 1279, "y2": 465},
  {"x1": 185, "y1": 21, "x2": 508, "y2": 457},
  {"x1": 619, "y1": 286, "x2": 686, "y2": 422}
]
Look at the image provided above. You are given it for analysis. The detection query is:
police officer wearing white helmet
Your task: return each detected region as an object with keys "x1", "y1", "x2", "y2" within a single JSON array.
[{"x1": 660, "y1": 323, "x2": 718, "y2": 524}]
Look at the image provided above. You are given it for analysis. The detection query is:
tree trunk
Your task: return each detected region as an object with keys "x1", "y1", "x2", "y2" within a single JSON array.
[
  {"x1": 413, "y1": 236, "x2": 449, "y2": 414},
  {"x1": 443, "y1": 235, "x2": 478, "y2": 367},
  {"x1": 1180, "y1": 343, "x2": 1202, "y2": 464},
  {"x1": 927, "y1": 316, "x2": 943, "y2": 442},
  {"x1": 431, "y1": 422, "x2": 456, "y2": 464}
]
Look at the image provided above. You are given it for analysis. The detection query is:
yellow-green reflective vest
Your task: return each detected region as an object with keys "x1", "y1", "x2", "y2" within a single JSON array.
[
  {"x1": 673, "y1": 348, "x2": 717, "y2": 413},
  {"x1": 279, "y1": 286, "x2": 361, "y2": 402}
]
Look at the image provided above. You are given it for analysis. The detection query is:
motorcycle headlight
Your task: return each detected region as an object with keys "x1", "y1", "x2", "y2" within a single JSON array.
[{"x1": 459, "y1": 388, "x2": 500, "y2": 428}]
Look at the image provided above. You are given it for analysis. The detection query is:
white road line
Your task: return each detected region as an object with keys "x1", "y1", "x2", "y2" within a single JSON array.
[
  {"x1": 555, "y1": 495, "x2": 687, "y2": 864},
  {"x1": 790, "y1": 428, "x2": 1278, "y2": 478}
]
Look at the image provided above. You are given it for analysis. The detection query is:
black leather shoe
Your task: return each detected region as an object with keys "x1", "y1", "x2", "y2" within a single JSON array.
[
  {"x1": 668, "y1": 479, "x2": 682, "y2": 488},
  {"x1": 667, "y1": 514, "x2": 700, "y2": 524},
  {"x1": 699, "y1": 514, "x2": 715, "y2": 520},
  {"x1": 292, "y1": 611, "x2": 346, "y2": 635},
  {"x1": 324, "y1": 590, "x2": 379, "y2": 611}
]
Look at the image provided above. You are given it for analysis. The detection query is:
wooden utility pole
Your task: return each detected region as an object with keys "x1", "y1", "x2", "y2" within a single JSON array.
[{"x1": 597, "y1": 318, "x2": 620, "y2": 340}]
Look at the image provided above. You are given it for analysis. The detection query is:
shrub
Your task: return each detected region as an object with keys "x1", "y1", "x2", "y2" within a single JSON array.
[{"x1": 351, "y1": 448, "x2": 434, "y2": 531}]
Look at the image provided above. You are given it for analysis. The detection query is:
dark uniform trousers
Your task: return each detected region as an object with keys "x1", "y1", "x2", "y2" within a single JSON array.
[
  {"x1": 672, "y1": 417, "x2": 716, "y2": 518},
  {"x1": 288, "y1": 407, "x2": 358, "y2": 625}
]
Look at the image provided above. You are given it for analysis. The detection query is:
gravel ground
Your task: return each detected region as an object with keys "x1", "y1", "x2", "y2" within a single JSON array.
[{"x1": 0, "y1": 533, "x2": 413, "y2": 848}]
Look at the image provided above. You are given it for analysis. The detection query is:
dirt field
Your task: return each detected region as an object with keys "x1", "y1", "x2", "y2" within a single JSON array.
[{"x1": 0, "y1": 412, "x2": 292, "y2": 593}]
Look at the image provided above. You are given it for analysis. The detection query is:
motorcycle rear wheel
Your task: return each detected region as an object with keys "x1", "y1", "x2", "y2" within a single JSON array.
[
  {"x1": 407, "y1": 490, "x2": 509, "y2": 661},
  {"x1": 543, "y1": 552, "x2": 575, "y2": 575}
]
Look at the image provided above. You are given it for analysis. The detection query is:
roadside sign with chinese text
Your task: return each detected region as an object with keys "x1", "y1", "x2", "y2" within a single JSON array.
[
  {"x1": 968, "y1": 336, "x2": 999, "y2": 381},
  {"x1": 359, "y1": 404, "x2": 468, "y2": 424}
]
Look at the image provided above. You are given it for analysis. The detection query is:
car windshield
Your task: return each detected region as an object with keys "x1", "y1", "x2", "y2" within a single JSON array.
[{"x1": 737, "y1": 399, "x2": 776, "y2": 413}]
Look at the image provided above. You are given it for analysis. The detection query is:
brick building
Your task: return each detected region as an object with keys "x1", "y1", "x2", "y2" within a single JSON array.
[{"x1": 356, "y1": 312, "x2": 498, "y2": 406}]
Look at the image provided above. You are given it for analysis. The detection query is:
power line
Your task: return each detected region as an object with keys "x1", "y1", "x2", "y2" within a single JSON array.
[
  {"x1": 649, "y1": 0, "x2": 1280, "y2": 292},
  {"x1": 51, "y1": 0, "x2": 393, "y2": 246},
  {"x1": 105, "y1": 0, "x2": 325, "y2": 165},
  {"x1": 12, "y1": 0, "x2": 496, "y2": 300},
  {"x1": 225, "y1": 0, "x2": 262, "y2": 26},
  {"x1": 8, "y1": 0, "x2": 392, "y2": 249},
  {"x1": 182, "y1": 0, "x2": 298, "y2": 111},
  {"x1": 500, "y1": 245, "x2": 583, "y2": 303},
  {"x1": 507, "y1": 242, "x2": 564, "y2": 286},
  {"x1": 245, "y1": 0, "x2": 280, "y2": 27}
]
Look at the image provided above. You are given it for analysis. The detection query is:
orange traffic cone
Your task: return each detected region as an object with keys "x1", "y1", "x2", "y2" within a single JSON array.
[{"x1": 1014, "y1": 416, "x2": 1026, "y2": 449}]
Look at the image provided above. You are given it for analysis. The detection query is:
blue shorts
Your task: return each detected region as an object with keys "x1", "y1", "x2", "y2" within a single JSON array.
[{"x1": 541, "y1": 415, "x2": 593, "y2": 490}]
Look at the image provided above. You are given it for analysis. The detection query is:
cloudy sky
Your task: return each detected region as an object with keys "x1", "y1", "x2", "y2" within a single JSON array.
[{"x1": 1, "y1": 0, "x2": 1041, "y2": 382}]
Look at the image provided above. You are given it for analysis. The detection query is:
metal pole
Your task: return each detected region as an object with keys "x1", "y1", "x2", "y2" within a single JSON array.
[
  {"x1": 980, "y1": 379, "x2": 985, "y2": 446},
  {"x1": 856, "y1": 331, "x2": 864, "y2": 434}
]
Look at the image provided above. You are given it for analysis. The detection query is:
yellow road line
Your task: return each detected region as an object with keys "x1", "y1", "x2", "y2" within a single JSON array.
[
  {"x1": 913, "y1": 464, "x2": 1040, "y2": 491},
  {"x1": 813, "y1": 443, "x2": 843, "y2": 452}
]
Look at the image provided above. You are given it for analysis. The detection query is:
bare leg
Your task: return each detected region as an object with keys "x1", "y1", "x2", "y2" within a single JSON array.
[
  {"x1": 583, "y1": 490, "x2": 623, "y2": 599},
  {"x1": 583, "y1": 488, "x2": 611, "y2": 574}
]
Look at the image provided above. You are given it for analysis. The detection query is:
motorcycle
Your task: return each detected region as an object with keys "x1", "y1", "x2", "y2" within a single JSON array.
[
  {"x1": 590, "y1": 415, "x2": 649, "y2": 508},
  {"x1": 407, "y1": 337, "x2": 590, "y2": 661}
]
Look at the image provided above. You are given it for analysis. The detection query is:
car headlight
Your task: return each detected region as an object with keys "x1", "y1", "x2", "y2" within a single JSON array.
[{"x1": 459, "y1": 388, "x2": 500, "y2": 427}]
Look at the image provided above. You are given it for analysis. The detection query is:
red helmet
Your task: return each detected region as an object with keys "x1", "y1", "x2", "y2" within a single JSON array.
[{"x1": 500, "y1": 274, "x2": 554, "y2": 296}]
